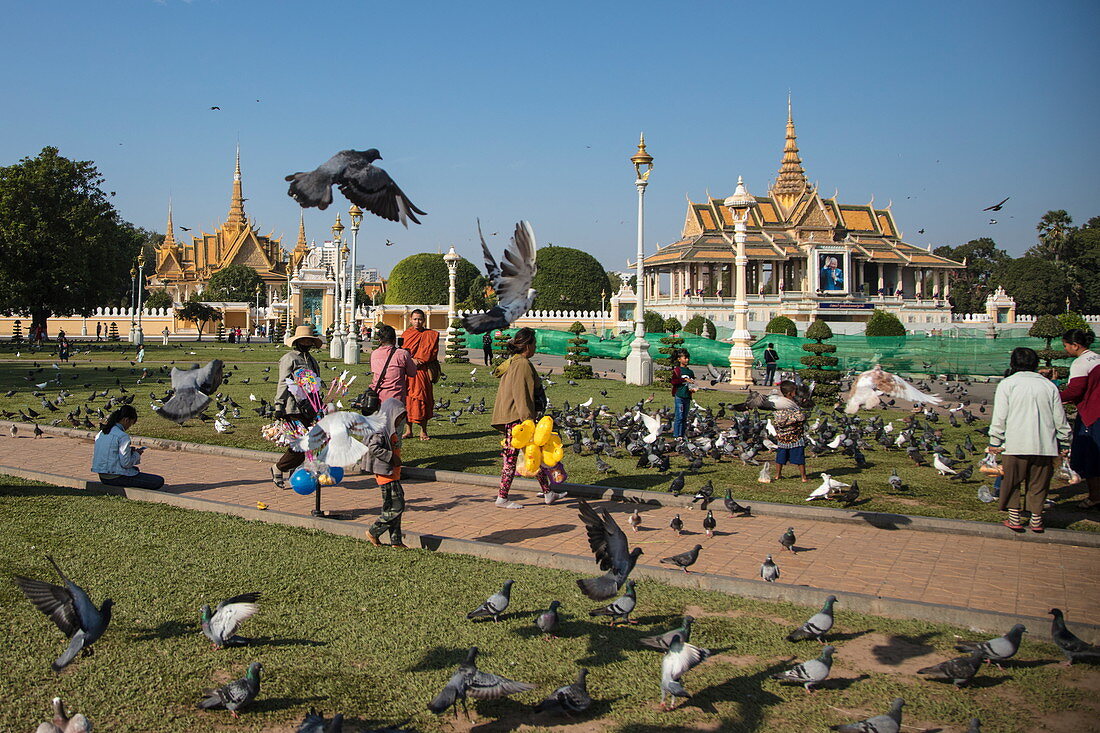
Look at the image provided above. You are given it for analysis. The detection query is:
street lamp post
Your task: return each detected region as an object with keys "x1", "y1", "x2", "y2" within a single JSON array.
[
  {"x1": 723, "y1": 176, "x2": 757, "y2": 385},
  {"x1": 344, "y1": 205, "x2": 363, "y2": 364},
  {"x1": 443, "y1": 245, "x2": 461, "y2": 352},
  {"x1": 329, "y1": 215, "x2": 345, "y2": 358},
  {"x1": 626, "y1": 133, "x2": 654, "y2": 386},
  {"x1": 601, "y1": 289, "x2": 607, "y2": 337},
  {"x1": 128, "y1": 265, "x2": 137, "y2": 342},
  {"x1": 134, "y1": 253, "x2": 146, "y2": 345},
  {"x1": 254, "y1": 282, "x2": 262, "y2": 336},
  {"x1": 285, "y1": 266, "x2": 293, "y2": 336}
]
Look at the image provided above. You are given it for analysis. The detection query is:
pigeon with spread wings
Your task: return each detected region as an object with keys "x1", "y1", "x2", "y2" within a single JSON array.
[
  {"x1": 461, "y1": 221, "x2": 538, "y2": 335},
  {"x1": 844, "y1": 365, "x2": 943, "y2": 414},
  {"x1": 575, "y1": 500, "x2": 643, "y2": 600},
  {"x1": 154, "y1": 360, "x2": 224, "y2": 423},
  {"x1": 285, "y1": 149, "x2": 426, "y2": 226}
]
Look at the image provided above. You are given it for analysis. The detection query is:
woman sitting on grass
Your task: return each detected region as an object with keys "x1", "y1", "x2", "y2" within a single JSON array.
[{"x1": 91, "y1": 405, "x2": 164, "y2": 490}]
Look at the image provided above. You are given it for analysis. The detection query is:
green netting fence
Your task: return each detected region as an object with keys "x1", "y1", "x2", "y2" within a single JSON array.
[{"x1": 464, "y1": 328, "x2": 1073, "y2": 377}]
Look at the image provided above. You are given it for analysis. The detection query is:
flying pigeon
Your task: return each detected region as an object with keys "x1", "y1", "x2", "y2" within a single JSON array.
[
  {"x1": 575, "y1": 501, "x2": 643, "y2": 601},
  {"x1": 200, "y1": 592, "x2": 260, "y2": 649},
  {"x1": 588, "y1": 580, "x2": 636, "y2": 625},
  {"x1": 295, "y1": 708, "x2": 345, "y2": 733},
  {"x1": 154, "y1": 360, "x2": 224, "y2": 423},
  {"x1": 917, "y1": 651, "x2": 983, "y2": 687},
  {"x1": 535, "y1": 600, "x2": 561, "y2": 637},
  {"x1": 844, "y1": 365, "x2": 943, "y2": 414},
  {"x1": 461, "y1": 221, "x2": 538, "y2": 334},
  {"x1": 427, "y1": 646, "x2": 535, "y2": 716},
  {"x1": 772, "y1": 645, "x2": 835, "y2": 692},
  {"x1": 787, "y1": 595, "x2": 837, "y2": 642},
  {"x1": 660, "y1": 632, "x2": 712, "y2": 710},
  {"x1": 532, "y1": 668, "x2": 591, "y2": 715},
  {"x1": 285, "y1": 149, "x2": 426, "y2": 225},
  {"x1": 760, "y1": 555, "x2": 780, "y2": 582},
  {"x1": 13, "y1": 556, "x2": 113, "y2": 671},
  {"x1": 640, "y1": 615, "x2": 695, "y2": 651},
  {"x1": 830, "y1": 697, "x2": 904, "y2": 733},
  {"x1": 982, "y1": 197, "x2": 1010, "y2": 211},
  {"x1": 294, "y1": 410, "x2": 388, "y2": 466},
  {"x1": 954, "y1": 623, "x2": 1026, "y2": 667},
  {"x1": 467, "y1": 580, "x2": 514, "y2": 622},
  {"x1": 661, "y1": 544, "x2": 702, "y2": 573},
  {"x1": 635, "y1": 410, "x2": 661, "y2": 444},
  {"x1": 1049, "y1": 609, "x2": 1100, "y2": 665},
  {"x1": 196, "y1": 661, "x2": 262, "y2": 718}
]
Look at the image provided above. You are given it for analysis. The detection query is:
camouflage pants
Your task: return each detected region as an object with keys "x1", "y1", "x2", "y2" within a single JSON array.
[{"x1": 368, "y1": 480, "x2": 405, "y2": 544}]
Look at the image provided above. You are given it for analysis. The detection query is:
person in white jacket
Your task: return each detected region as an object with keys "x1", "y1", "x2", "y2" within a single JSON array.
[
  {"x1": 987, "y1": 347, "x2": 1070, "y2": 533},
  {"x1": 91, "y1": 406, "x2": 164, "y2": 490}
]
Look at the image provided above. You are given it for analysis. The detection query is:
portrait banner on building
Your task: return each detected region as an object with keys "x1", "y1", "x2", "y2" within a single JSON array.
[{"x1": 818, "y1": 253, "x2": 846, "y2": 292}]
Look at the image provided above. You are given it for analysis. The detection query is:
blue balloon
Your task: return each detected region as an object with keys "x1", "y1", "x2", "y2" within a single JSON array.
[
  {"x1": 328, "y1": 466, "x2": 344, "y2": 484},
  {"x1": 290, "y1": 468, "x2": 318, "y2": 495}
]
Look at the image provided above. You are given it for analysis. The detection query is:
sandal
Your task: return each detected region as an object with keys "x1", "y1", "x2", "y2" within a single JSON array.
[
  {"x1": 270, "y1": 466, "x2": 286, "y2": 490},
  {"x1": 1002, "y1": 519, "x2": 1025, "y2": 533}
]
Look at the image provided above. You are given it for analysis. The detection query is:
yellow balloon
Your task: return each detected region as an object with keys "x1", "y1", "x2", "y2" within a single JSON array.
[
  {"x1": 543, "y1": 432, "x2": 562, "y2": 452},
  {"x1": 533, "y1": 416, "x2": 555, "y2": 446},
  {"x1": 523, "y1": 443, "x2": 543, "y2": 475},
  {"x1": 510, "y1": 419, "x2": 536, "y2": 449},
  {"x1": 542, "y1": 442, "x2": 564, "y2": 465}
]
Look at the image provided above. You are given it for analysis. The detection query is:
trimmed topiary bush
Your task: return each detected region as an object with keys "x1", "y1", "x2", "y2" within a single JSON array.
[
  {"x1": 684, "y1": 315, "x2": 717, "y2": 339},
  {"x1": 643, "y1": 310, "x2": 664, "y2": 334},
  {"x1": 663, "y1": 317, "x2": 682, "y2": 333},
  {"x1": 1058, "y1": 312, "x2": 1092, "y2": 334},
  {"x1": 531, "y1": 245, "x2": 609, "y2": 311},
  {"x1": 655, "y1": 324, "x2": 685, "y2": 387},
  {"x1": 445, "y1": 318, "x2": 470, "y2": 364},
  {"x1": 107, "y1": 322, "x2": 119, "y2": 341},
  {"x1": 1030, "y1": 314, "x2": 1067, "y2": 368},
  {"x1": 215, "y1": 321, "x2": 226, "y2": 342},
  {"x1": 800, "y1": 318, "x2": 840, "y2": 403},
  {"x1": 564, "y1": 321, "x2": 593, "y2": 379},
  {"x1": 384, "y1": 253, "x2": 479, "y2": 305},
  {"x1": 765, "y1": 315, "x2": 797, "y2": 337},
  {"x1": 10, "y1": 319, "x2": 22, "y2": 343},
  {"x1": 491, "y1": 328, "x2": 512, "y2": 367},
  {"x1": 865, "y1": 309, "x2": 906, "y2": 337}
]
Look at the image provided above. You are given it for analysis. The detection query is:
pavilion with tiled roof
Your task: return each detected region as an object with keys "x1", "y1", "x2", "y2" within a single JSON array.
[{"x1": 636, "y1": 100, "x2": 964, "y2": 329}]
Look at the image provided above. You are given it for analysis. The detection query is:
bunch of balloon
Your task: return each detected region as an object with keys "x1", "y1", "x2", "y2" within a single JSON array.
[{"x1": 508, "y1": 416, "x2": 565, "y2": 478}]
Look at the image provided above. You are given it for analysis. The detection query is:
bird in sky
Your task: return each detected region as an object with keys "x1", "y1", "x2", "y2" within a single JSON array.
[
  {"x1": 982, "y1": 197, "x2": 1009, "y2": 211},
  {"x1": 179, "y1": 226, "x2": 192, "y2": 231},
  {"x1": 285, "y1": 148, "x2": 426, "y2": 226},
  {"x1": 461, "y1": 220, "x2": 538, "y2": 335},
  {"x1": 209, "y1": 106, "x2": 221, "y2": 110}
]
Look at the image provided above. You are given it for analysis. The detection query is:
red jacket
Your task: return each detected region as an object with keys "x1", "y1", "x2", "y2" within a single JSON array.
[{"x1": 1060, "y1": 350, "x2": 1100, "y2": 425}]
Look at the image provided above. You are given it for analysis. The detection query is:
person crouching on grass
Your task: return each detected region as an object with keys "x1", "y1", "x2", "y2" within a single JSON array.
[
  {"x1": 362, "y1": 398, "x2": 408, "y2": 548},
  {"x1": 772, "y1": 380, "x2": 809, "y2": 482}
]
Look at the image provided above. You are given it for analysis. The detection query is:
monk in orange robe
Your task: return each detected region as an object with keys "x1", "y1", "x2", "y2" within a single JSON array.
[{"x1": 401, "y1": 308, "x2": 440, "y2": 440}]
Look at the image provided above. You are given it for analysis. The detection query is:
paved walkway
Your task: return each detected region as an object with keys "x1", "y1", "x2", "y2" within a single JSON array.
[{"x1": 2, "y1": 432, "x2": 1097, "y2": 623}]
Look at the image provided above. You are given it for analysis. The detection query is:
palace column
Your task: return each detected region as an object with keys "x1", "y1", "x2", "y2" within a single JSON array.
[
  {"x1": 877, "y1": 263, "x2": 884, "y2": 296},
  {"x1": 724, "y1": 176, "x2": 756, "y2": 386},
  {"x1": 915, "y1": 268, "x2": 923, "y2": 299},
  {"x1": 944, "y1": 270, "x2": 951, "y2": 299}
]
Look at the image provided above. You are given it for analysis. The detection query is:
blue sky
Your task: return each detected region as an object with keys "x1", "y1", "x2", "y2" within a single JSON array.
[{"x1": 2, "y1": 0, "x2": 1097, "y2": 274}]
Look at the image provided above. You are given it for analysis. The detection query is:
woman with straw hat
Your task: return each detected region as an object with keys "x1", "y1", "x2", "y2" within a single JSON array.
[{"x1": 270, "y1": 324, "x2": 325, "y2": 488}]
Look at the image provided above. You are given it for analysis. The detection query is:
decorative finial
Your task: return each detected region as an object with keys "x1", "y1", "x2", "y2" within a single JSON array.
[
  {"x1": 631, "y1": 132, "x2": 653, "y2": 180},
  {"x1": 163, "y1": 198, "x2": 177, "y2": 247},
  {"x1": 235, "y1": 141, "x2": 241, "y2": 181}
]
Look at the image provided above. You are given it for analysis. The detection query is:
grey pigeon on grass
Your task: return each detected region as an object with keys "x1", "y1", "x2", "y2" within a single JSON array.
[
  {"x1": 830, "y1": 697, "x2": 903, "y2": 732},
  {"x1": 536, "y1": 600, "x2": 561, "y2": 637},
  {"x1": 760, "y1": 555, "x2": 780, "y2": 582},
  {"x1": 35, "y1": 697, "x2": 91, "y2": 733},
  {"x1": 660, "y1": 544, "x2": 702, "y2": 573},
  {"x1": 954, "y1": 623, "x2": 1026, "y2": 667},
  {"x1": 772, "y1": 645, "x2": 835, "y2": 692},
  {"x1": 917, "y1": 651, "x2": 983, "y2": 686},
  {"x1": 13, "y1": 556, "x2": 113, "y2": 671},
  {"x1": 787, "y1": 595, "x2": 837, "y2": 642},
  {"x1": 660, "y1": 633, "x2": 712, "y2": 710},
  {"x1": 285, "y1": 149, "x2": 426, "y2": 225},
  {"x1": 462, "y1": 221, "x2": 538, "y2": 334},
  {"x1": 154, "y1": 360, "x2": 224, "y2": 423},
  {"x1": 201, "y1": 591, "x2": 260, "y2": 648},
  {"x1": 533, "y1": 668, "x2": 591, "y2": 715},
  {"x1": 427, "y1": 646, "x2": 535, "y2": 717},
  {"x1": 1049, "y1": 608, "x2": 1100, "y2": 665},
  {"x1": 588, "y1": 580, "x2": 636, "y2": 625},
  {"x1": 197, "y1": 661, "x2": 261, "y2": 718},
  {"x1": 296, "y1": 707, "x2": 344, "y2": 733},
  {"x1": 640, "y1": 615, "x2": 695, "y2": 651},
  {"x1": 467, "y1": 580, "x2": 514, "y2": 622},
  {"x1": 575, "y1": 501, "x2": 642, "y2": 601},
  {"x1": 967, "y1": 720, "x2": 982, "y2": 733}
]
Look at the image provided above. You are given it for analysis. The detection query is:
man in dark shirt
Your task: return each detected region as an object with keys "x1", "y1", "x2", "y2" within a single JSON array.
[{"x1": 763, "y1": 342, "x2": 779, "y2": 386}]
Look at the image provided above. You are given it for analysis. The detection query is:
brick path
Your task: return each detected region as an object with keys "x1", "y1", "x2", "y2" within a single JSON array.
[{"x1": 2, "y1": 432, "x2": 1097, "y2": 622}]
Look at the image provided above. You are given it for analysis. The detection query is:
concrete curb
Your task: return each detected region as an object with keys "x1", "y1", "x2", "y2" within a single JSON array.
[
  {"x1": 5, "y1": 464, "x2": 1097, "y2": 644},
  {"x1": 6, "y1": 420, "x2": 1099, "y2": 548}
]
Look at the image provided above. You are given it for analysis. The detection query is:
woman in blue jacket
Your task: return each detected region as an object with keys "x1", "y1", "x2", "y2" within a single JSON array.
[{"x1": 91, "y1": 406, "x2": 164, "y2": 489}]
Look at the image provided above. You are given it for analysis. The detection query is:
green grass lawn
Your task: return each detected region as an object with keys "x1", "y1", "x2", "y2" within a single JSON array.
[
  {"x1": 2, "y1": 476, "x2": 1096, "y2": 732},
  {"x1": 1, "y1": 341, "x2": 1096, "y2": 532}
]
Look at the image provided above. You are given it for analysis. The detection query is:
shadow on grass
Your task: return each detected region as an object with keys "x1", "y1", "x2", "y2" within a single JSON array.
[
  {"x1": 659, "y1": 657, "x2": 789, "y2": 728},
  {"x1": 248, "y1": 636, "x2": 327, "y2": 648},
  {"x1": 871, "y1": 632, "x2": 936, "y2": 666},
  {"x1": 134, "y1": 619, "x2": 195, "y2": 641},
  {"x1": 250, "y1": 695, "x2": 326, "y2": 713},
  {"x1": 406, "y1": 645, "x2": 471, "y2": 672},
  {"x1": 0, "y1": 484, "x2": 113, "y2": 498}
]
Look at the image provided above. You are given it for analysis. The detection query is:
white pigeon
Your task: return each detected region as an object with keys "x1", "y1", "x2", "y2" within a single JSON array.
[
  {"x1": 248, "y1": 394, "x2": 257, "y2": 402},
  {"x1": 635, "y1": 411, "x2": 660, "y2": 444},
  {"x1": 461, "y1": 220, "x2": 538, "y2": 334},
  {"x1": 214, "y1": 417, "x2": 233, "y2": 433},
  {"x1": 933, "y1": 453, "x2": 957, "y2": 475},
  {"x1": 844, "y1": 365, "x2": 944, "y2": 414},
  {"x1": 659, "y1": 633, "x2": 711, "y2": 710},
  {"x1": 883, "y1": 421, "x2": 894, "y2": 433},
  {"x1": 762, "y1": 438, "x2": 778, "y2": 451},
  {"x1": 807, "y1": 473, "x2": 848, "y2": 501},
  {"x1": 294, "y1": 410, "x2": 388, "y2": 467},
  {"x1": 827, "y1": 433, "x2": 843, "y2": 449},
  {"x1": 580, "y1": 397, "x2": 593, "y2": 408},
  {"x1": 766, "y1": 419, "x2": 777, "y2": 437}
]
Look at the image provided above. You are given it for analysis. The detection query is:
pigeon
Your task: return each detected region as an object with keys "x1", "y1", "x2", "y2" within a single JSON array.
[
  {"x1": 35, "y1": 696, "x2": 92, "y2": 733},
  {"x1": 1049, "y1": 608, "x2": 1100, "y2": 665},
  {"x1": 933, "y1": 453, "x2": 957, "y2": 475},
  {"x1": 917, "y1": 650, "x2": 983, "y2": 686},
  {"x1": 691, "y1": 480, "x2": 714, "y2": 509},
  {"x1": 702, "y1": 510, "x2": 716, "y2": 538},
  {"x1": 760, "y1": 555, "x2": 780, "y2": 582},
  {"x1": 830, "y1": 697, "x2": 904, "y2": 733},
  {"x1": 787, "y1": 595, "x2": 837, "y2": 642},
  {"x1": 296, "y1": 708, "x2": 345, "y2": 733},
  {"x1": 779, "y1": 527, "x2": 797, "y2": 553},
  {"x1": 808, "y1": 473, "x2": 848, "y2": 501},
  {"x1": 628, "y1": 509, "x2": 641, "y2": 532},
  {"x1": 13, "y1": 556, "x2": 113, "y2": 671},
  {"x1": 462, "y1": 221, "x2": 538, "y2": 334},
  {"x1": 635, "y1": 410, "x2": 661, "y2": 444},
  {"x1": 285, "y1": 149, "x2": 426, "y2": 225},
  {"x1": 536, "y1": 600, "x2": 561, "y2": 637},
  {"x1": 967, "y1": 720, "x2": 981, "y2": 733},
  {"x1": 295, "y1": 410, "x2": 387, "y2": 466},
  {"x1": 154, "y1": 360, "x2": 224, "y2": 423},
  {"x1": 669, "y1": 472, "x2": 685, "y2": 495},
  {"x1": 575, "y1": 501, "x2": 643, "y2": 601},
  {"x1": 724, "y1": 488, "x2": 751, "y2": 516},
  {"x1": 660, "y1": 633, "x2": 712, "y2": 709},
  {"x1": 467, "y1": 580, "x2": 514, "y2": 622},
  {"x1": 427, "y1": 647, "x2": 535, "y2": 716},
  {"x1": 589, "y1": 580, "x2": 636, "y2": 625},
  {"x1": 201, "y1": 592, "x2": 260, "y2": 649},
  {"x1": 669, "y1": 513, "x2": 684, "y2": 534},
  {"x1": 982, "y1": 196, "x2": 1010, "y2": 211},
  {"x1": 888, "y1": 471, "x2": 904, "y2": 490},
  {"x1": 837, "y1": 480, "x2": 861, "y2": 507},
  {"x1": 641, "y1": 615, "x2": 695, "y2": 650},
  {"x1": 772, "y1": 645, "x2": 835, "y2": 692},
  {"x1": 532, "y1": 668, "x2": 591, "y2": 715},
  {"x1": 954, "y1": 623, "x2": 1026, "y2": 667},
  {"x1": 661, "y1": 544, "x2": 702, "y2": 573},
  {"x1": 197, "y1": 661, "x2": 262, "y2": 718},
  {"x1": 845, "y1": 365, "x2": 943, "y2": 414},
  {"x1": 977, "y1": 485, "x2": 995, "y2": 503}
]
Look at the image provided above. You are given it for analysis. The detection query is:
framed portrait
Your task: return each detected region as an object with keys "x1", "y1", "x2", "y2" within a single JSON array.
[{"x1": 818, "y1": 253, "x2": 845, "y2": 292}]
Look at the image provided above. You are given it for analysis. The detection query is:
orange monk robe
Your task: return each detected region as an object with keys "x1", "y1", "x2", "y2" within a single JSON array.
[{"x1": 401, "y1": 326, "x2": 439, "y2": 425}]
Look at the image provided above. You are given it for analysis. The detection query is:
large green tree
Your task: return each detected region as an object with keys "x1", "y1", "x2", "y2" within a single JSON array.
[
  {"x1": 531, "y1": 245, "x2": 607, "y2": 311},
  {"x1": 384, "y1": 253, "x2": 479, "y2": 305},
  {"x1": 205, "y1": 263, "x2": 266, "y2": 304},
  {"x1": 995, "y1": 257, "x2": 1069, "y2": 315},
  {"x1": 176, "y1": 299, "x2": 221, "y2": 340},
  {"x1": 0, "y1": 147, "x2": 143, "y2": 332},
  {"x1": 933, "y1": 237, "x2": 1010, "y2": 314},
  {"x1": 1030, "y1": 210, "x2": 1074, "y2": 263}
]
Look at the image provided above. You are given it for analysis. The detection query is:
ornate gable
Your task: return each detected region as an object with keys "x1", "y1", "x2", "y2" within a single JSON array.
[
  {"x1": 682, "y1": 203, "x2": 703, "y2": 237},
  {"x1": 225, "y1": 230, "x2": 275, "y2": 272},
  {"x1": 797, "y1": 196, "x2": 832, "y2": 229}
]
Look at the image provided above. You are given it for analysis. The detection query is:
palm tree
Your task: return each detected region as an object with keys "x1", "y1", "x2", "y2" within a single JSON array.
[{"x1": 1035, "y1": 210, "x2": 1074, "y2": 262}]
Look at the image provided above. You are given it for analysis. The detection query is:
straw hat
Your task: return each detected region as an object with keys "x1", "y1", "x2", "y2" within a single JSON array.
[{"x1": 284, "y1": 324, "x2": 324, "y2": 349}]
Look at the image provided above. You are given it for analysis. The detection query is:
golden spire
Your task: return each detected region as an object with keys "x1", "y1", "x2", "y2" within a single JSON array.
[
  {"x1": 226, "y1": 143, "x2": 247, "y2": 228},
  {"x1": 773, "y1": 93, "x2": 808, "y2": 204},
  {"x1": 294, "y1": 210, "x2": 308, "y2": 252},
  {"x1": 162, "y1": 198, "x2": 177, "y2": 248}
]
